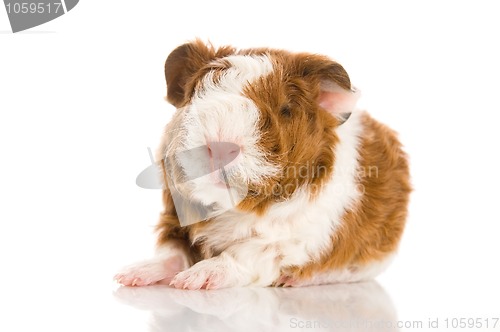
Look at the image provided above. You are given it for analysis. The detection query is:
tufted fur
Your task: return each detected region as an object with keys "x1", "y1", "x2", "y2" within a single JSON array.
[{"x1": 114, "y1": 40, "x2": 411, "y2": 289}]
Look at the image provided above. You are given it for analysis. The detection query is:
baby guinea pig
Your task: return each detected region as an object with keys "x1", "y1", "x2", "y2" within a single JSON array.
[{"x1": 115, "y1": 40, "x2": 411, "y2": 289}]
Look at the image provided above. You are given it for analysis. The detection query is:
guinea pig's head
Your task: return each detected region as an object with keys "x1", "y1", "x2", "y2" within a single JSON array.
[{"x1": 161, "y1": 40, "x2": 359, "y2": 221}]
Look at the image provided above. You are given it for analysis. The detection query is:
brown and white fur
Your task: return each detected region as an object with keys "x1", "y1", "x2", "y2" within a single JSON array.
[{"x1": 115, "y1": 40, "x2": 411, "y2": 289}]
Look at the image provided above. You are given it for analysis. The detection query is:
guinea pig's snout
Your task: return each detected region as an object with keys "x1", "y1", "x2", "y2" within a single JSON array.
[{"x1": 206, "y1": 141, "x2": 240, "y2": 170}]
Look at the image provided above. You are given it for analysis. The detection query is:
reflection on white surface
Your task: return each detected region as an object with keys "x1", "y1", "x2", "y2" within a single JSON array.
[{"x1": 114, "y1": 281, "x2": 398, "y2": 332}]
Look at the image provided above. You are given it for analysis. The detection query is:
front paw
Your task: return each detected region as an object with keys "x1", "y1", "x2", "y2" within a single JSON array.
[
  {"x1": 114, "y1": 255, "x2": 186, "y2": 287},
  {"x1": 170, "y1": 256, "x2": 240, "y2": 290}
]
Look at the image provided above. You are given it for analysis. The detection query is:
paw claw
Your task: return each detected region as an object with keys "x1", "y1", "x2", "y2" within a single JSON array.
[{"x1": 275, "y1": 274, "x2": 297, "y2": 287}]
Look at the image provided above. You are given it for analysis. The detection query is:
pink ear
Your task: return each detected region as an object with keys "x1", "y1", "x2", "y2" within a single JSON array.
[{"x1": 318, "y1": 82, "x2": 360, "y2": 120}]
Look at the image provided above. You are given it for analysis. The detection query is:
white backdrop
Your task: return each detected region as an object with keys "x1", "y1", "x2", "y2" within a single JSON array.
[{"x1": 1, "y1": 1, "x2": 499, "y2": 331}]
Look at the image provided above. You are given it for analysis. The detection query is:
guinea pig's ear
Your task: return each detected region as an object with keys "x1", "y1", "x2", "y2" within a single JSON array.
[
  {"x1": 164, "y1": 40, "x2": 234, "y2": 107},
  {"x1": 302, "y1": 57, "x2": 360, "y2": 125},
  {"x1": 318, "y1": 80, "x2": 360, "y2": 125}
]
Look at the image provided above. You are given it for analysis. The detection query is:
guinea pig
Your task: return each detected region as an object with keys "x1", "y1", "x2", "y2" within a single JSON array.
[{"x1": 114, "y1": 40, "x2": 411, "y2": 289}]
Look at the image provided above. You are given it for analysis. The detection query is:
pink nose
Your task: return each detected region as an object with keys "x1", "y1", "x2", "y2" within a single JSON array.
[{"x1": 207, "y1": 141, "x2": 240, "y2": 167}]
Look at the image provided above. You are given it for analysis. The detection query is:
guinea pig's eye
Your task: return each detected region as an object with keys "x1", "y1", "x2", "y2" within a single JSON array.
[{"x1": 279, "y1": 105, "x2": 292, "y2": 118}]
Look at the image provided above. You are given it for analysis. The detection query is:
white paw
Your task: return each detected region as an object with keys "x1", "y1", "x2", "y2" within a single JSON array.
[
  {"x1": 170, "y1": 256, "x2": 241, "y2": 290},
  {"x1": 114, "y1": 255, "x2": 186, "y2": 287}
]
